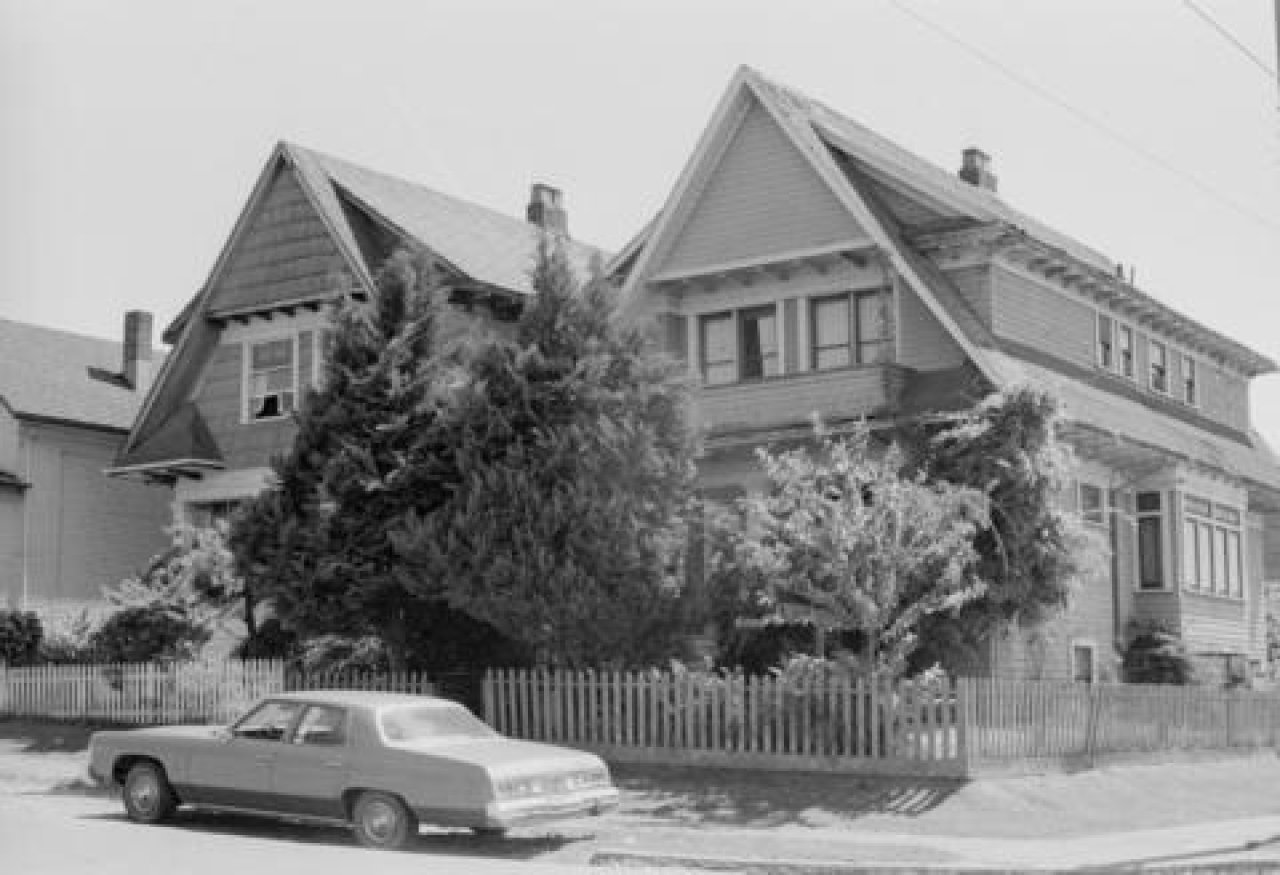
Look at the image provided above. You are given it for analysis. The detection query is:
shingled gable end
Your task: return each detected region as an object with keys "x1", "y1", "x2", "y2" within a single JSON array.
[
  {"x1": 616, "y1": 66, "x2": 1280, "y2": 684},
  {"x1": 111, "y1": 141, "x2": 605, "y2": 530}
]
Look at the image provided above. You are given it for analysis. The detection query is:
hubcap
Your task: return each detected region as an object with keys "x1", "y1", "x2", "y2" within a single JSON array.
[
  {"x1": 130, "y1": 773, "x2": 158, "y2": 814},
  {"x1": 363, "y1": 800, "x2": 396, "y2": 842}
]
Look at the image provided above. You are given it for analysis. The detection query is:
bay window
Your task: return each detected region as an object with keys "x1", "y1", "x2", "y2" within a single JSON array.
[
  {"x1": 1182, "y1": 494, "x2": 1243, "y2": 597},
  {"x1": 810, "y1": 289, "x2": 888, "y2": 370}
]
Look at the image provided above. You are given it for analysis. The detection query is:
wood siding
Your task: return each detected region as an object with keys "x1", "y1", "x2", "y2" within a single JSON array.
[
  {"x1": 991, "y1": 265, "x2": 1095, "y2": 369},
  {"x1": 15, "y1": 422, "x2": 169, "y2": 606},
  {"x1": 1180, "y1": 591, "x2": 1248, "y2": 654},
  {"x1": 661, "y1": 99, "x2": 866, "y2": 275},
  {"x1": 694, "y1": 366, "x2": 903, "y2": 435},
  {"x1": 946, "y1": 265, "x2": 991, "y2": 326},
  {"x1": 206, "y1": 165, "x2": 350, "y2": 316},
  {"x1": 192, "y1": 338, "x2": 295, "y2": 471},
  {"x1": 897, "y1": 279, "x2": 965, "y2": 371}
]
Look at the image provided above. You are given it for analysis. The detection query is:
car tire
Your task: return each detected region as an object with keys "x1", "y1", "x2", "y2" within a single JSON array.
[
  {"x1": 122, "y1": 761, "x2": 178, "y2": 824},
  {"x1": 352, "y1": 791, "x2": 416, "y2": 851}
]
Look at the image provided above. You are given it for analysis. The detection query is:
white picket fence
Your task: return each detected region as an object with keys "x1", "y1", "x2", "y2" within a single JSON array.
[{"x1": 0, "y1": 660, "x2": 286, "y2": 724}]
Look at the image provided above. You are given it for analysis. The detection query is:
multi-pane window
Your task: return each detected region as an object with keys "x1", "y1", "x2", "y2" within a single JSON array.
[
  {"x1": 1182, "y1": 355, "x2": 1198, "y2": 406},
  {"x1": 739, "y1": 305, "x2": 778, "y2": 380},
  {"x1": 810, "y1": 290, "x2": 889, "y2": 370},
  {"x1": 248, "y1": 338, "x2": 296, "y2": 420},
  {"x1": 699, "y1": 313, "x2": 736, "y2": 386},
  {"x1": 811, "y1": 295, "x2": 851, "y2": 369},
  {"x1": 1096, "y1": 314, "x2": 1114, "y2": 370},
  {"x1": 1118, "y1": 325, "x2": 1134, "y2": 379},
  {"x1": 1137, "y1": 491, "x2": 1164, "y2": 589},
  {"x1": 1071, "y1": 642, "x2": 1096, "y2": 684},
  {"x1": 1149, "y1": 340, "x2": 1168, "y2": 393},
  {"x1": 1182, "y1": 495, "x2": 1243, "y2": 597},
  {"x1": 1079, "y1": 483, "x2": 1106, "y2": 526}
]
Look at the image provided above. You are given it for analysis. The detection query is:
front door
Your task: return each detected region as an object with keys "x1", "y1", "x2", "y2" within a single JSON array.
[
  {"x1": 269, "y1": 703, "x2": 351, "y2": 819},
  {"x1": 186, "y1": 699, "x2": 302, "y2": 810}
]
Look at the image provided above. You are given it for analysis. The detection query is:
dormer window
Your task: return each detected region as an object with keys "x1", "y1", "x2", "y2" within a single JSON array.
[
  {"x1": 1096, "y1": 314, "x2": 1114, "y2": 370},
  {"x1": 1117, "y1": 325, "x2": 1134, "y2": 379},
  {"x1": 1149, "y1": 340, "x2": 1168, "y2": 394},
  {"x1": 1182, "y1": 355, "x2": 1198, "y2": 406},
  {"x1": 247, "y1": 338, "x2": 296, "y2": 421}
]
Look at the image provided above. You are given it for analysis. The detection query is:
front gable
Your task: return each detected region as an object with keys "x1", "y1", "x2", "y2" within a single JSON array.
[
  {"x1": 206, "y1": 164, "x2": 355, "y2": 319},
  {"x1": 654, "y1": 96, "x2": 872, "y2": 278}
]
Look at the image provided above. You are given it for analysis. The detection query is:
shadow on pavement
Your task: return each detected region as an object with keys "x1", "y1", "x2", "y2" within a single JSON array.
[
  {"x1": 78, "y1": 809, "x2": 589, "y2": 860},
  {"x1": 0, "y1": 719, "x2": 98, "y2": 753},
  {"x1": 611, "y1": 762, "x2": 963, "y2": 828},
  {"x1": 1075, "y1": 833, "x2": 1280, "y2": 872}
]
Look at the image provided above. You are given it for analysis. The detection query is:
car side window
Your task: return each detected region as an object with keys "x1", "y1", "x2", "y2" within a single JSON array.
[
  {"x1": 292, "y1": 705, "x2": 347, "y2": 747},
  {"x1": 233, "y1": 701, "x2": 302, "y2": 742}
]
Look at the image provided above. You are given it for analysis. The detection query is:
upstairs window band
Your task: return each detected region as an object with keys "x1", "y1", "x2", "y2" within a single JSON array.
[
  {"x1": 247, "y1": 337, "x2": 296, "y2": 421},
  {"x1": 811, "y1": 289, "x2": 889, "y2": 371}
]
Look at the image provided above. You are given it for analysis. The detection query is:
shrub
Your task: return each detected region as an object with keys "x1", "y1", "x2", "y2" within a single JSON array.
[
  {"x1": 88, "y1": 606, "x2": 209, "y2": 664},
  {"x1": 1121, "y1": 621, "x2": 1194, "y2": 685},
  {"x1": 0, "y1": 610, "x2": 43, "y2": 665},
  {"x1": 295, "y1": 635, "x2": 390, "y2": 674},
  {"x1": 232, "y1": 618, "x2": 297, "y2": 661},
  {"x1": 37, "y1": 609, "x2": 101, "y2": 664}
]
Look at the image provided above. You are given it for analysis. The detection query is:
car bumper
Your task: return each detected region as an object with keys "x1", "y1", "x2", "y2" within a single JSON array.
[{"x1": 479, "y1": 787, "x2": 620, "y2": 828}]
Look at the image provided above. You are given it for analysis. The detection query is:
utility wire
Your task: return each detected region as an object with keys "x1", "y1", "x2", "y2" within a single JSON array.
[
  {"x1": 1182, "y1": 0, "x2": 1277, "y2": 79},
  {"x1": 888, "y1": 0, "x2": 1280, "y2": 234}
]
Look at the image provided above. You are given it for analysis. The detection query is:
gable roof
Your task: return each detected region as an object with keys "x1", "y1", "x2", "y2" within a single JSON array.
[
  {"x1": 620, "y1": 66, "x2": 1274, "y2": 378},
  {"x1": 619, "y1": 66, "x2": 1280, "y2": 495},
  {"x1": 0, "y1": 317, "x2": 150, "y2": 432},
  {"x1": 117, "y1": 142, "x2": 608, "y2": 474}
]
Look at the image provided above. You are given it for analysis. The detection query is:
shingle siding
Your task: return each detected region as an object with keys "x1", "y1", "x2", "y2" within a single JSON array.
[
  {"x1": 661, "y1": 99, "x2": 867, "y2": 275},
  {"x1": 991, "y1": 265, "x2": 1095, "y2": 369}
]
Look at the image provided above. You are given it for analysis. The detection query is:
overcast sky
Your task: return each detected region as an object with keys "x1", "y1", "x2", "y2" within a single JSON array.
[{"x1": 2, "y1": 0, "x2": 1278, "y2": 444}]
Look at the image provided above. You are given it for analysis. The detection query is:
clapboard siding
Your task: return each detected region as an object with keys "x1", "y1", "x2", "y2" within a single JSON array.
[
  {"x1": 192, "y1": 340, "x2": 296, "y2": 471},
  {"x1": 897, "y1": 279, "x2": 965, "y2": 371},
  {"x1": 694, "y1": 366, "x2": 902, "y2": 434},
  {"x1": 1180, "y1": 591, "x2": 1248, "y2": 653},
  {"x1": 207, "y1": 166, "x2": 349, "y2": 315},
  {"x1": 946, "y1": 265, "x2": 991, "y2": 326},
  {"x1": 661, "y1": 99, "x2": 866, "y2": 274},
  {"x1": 991, "y1": 265, "x2": 1094, "y2": 369}
]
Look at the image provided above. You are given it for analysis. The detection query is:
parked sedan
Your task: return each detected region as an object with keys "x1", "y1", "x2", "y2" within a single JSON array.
[{"x1": 88, "y1": 690, "x2": 619, "y2": 850}]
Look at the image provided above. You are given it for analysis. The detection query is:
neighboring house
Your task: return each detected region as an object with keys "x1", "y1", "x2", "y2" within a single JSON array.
[
  {"x1": 613, "y1": 67, "x2": 1280, "y2": 683},
  {"x1": 0, "y1": 314, "x2": 172, "y2": 611},
  {"x1": 109, "y1": 141, "x2": 603, "y2": 530}
]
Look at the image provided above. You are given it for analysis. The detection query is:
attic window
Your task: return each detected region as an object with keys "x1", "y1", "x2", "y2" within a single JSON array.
[{"x1": 247, "y1": 338, "x2": 296, "y2": 421}]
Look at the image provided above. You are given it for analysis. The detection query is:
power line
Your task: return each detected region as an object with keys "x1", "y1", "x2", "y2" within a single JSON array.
[
  {"x1": 888, "y1": 0, "x2": 1280, "y2": 234},
  {"x1": 1182, "y1": 0, "x2": 1277, "y2": 79}
]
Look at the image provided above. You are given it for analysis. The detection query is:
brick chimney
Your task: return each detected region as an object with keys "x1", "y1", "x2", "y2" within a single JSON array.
[
  {"x1": 527, "y1": 183, "x2": 568, "y2": 237},
  {"x1": 959, "y1": 147, "x2": 998, "y2": 192},
  {"x1": 123, "y1": 309, "x2": 154, "y2": 392}
]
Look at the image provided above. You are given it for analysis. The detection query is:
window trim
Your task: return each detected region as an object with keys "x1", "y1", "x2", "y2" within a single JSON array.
[
  {"x1": 1070, "y1": 639, "x2": 1098, "y2": 685},
  {"x1": 738, "y1": 303, "x2": 779, "y2": 382},
  {"x1": 1148, "y1": 339, "x2": 1168, "y2": 395},
  {"x1": 242, "y1": 335, "x2": 300, "y2": 424},
  {"x1": 698, "y1": 311, "x2": 737, "y2": 386},
  {"x1": 1096, "y1": 313, "x2": 1115, "y2": 371},
  {"x1": 1136, "y1": 490, "x2": 1166, "y2": 591},
  {"x1": 1181, "y1": 353, "x2": 1198, "y2": 407},
  {"x1": 1181, "y1": 493, "x2": 1244, "y2": 600},
  {"x1": 1078, "y1": 482, "x2": 1106, "y2": 527},
  {"x1": 1117, "y1": 324, "x2": 1135, "y2": 380},
  {"x1": 809, "y1": 288, "x2": 889, "y2": 371}
]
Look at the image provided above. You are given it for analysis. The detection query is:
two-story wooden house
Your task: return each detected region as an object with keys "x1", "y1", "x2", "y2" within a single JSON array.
[
  {"x1": 614, "y1": 67, "x2": 1280, "y2": 683},
  {"x1": 109, "y1": 141, "x2": 601, "y2": 530}
]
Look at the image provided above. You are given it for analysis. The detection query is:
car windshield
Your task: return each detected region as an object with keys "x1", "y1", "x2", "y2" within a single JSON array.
[{"x1": 379, "y1": 704, "x2": 497, "y2": 743}]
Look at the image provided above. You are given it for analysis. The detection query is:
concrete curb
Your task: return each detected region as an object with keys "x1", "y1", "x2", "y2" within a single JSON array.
[{"x1": 589, "y1": 850, "x2": 1028, "y2": 873}]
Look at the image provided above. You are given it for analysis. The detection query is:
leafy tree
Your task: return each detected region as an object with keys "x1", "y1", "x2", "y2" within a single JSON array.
[
  {"x1": 724, "y1": 422, "x2": 989, "y2": 679},
  {"x1": 230, "y1": 249, "x2": 465, "y2": 668},
  {"x1": 900, "y1": 386, "x2": 1103, "y2": 673},
  {"x1": 395, "y1": 237, "x2": 698, "y2": 668},
  {"x1": 0, "y1": 610, "x2": 43, "y2": 666}
]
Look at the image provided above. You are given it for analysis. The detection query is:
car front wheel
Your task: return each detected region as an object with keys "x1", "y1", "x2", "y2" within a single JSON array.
[
  {"x1": 352, "y1": 791, "x2": 416, "y2": 851},
  {"x1": 122, "y1": 761, "x2": 177, "y2": 824}
]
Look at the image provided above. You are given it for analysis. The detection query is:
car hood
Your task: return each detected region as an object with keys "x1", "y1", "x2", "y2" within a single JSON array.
[{"x1": 388, "y1": 737, "x2": 603, "y2": 775}]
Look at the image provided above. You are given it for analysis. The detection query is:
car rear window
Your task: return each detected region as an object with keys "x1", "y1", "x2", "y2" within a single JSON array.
[{"x1": 379, "y1": 705, "x2": 496, "y2": 743}]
